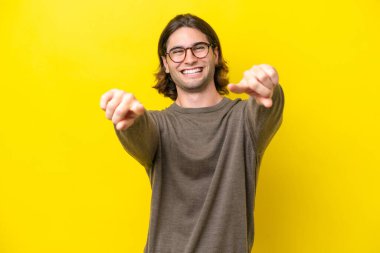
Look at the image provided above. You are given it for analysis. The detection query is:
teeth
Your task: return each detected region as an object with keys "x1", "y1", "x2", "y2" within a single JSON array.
[{"x1": 182, "y1": 68, "x2": 202, "y2": 74}]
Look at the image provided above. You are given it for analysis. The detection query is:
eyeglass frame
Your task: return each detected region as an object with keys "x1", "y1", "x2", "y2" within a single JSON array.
[{"x1": 165, "y1": 42, "x2": 215, "y2": 63}]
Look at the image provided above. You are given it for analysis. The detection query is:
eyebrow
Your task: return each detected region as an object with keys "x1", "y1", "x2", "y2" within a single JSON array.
[{"x1": 167, "y1": 41, "x2": 209, "y2": 52}]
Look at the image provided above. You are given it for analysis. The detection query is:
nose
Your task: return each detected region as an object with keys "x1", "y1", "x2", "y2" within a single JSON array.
[{"x1": 183, "y1": 48, "x2": 197, "y2": 64}]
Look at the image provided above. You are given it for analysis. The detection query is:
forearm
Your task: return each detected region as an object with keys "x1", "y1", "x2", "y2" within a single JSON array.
[
  {"x1": 246, "y1": 84, "x2": 285, "y2": 153},
  {"x1": 115, "y1": 110, "x2": 159, "y2": 168}
]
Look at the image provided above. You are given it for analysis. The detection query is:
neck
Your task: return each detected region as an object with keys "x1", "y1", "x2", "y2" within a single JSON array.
[{"x1": 175, "y1": 83, "x2": 223, "y2": 108}]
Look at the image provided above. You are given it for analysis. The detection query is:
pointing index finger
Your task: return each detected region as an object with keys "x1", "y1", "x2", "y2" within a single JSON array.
[{"x1": 227, "y1": 79, "x2": 249, "y2": 94}]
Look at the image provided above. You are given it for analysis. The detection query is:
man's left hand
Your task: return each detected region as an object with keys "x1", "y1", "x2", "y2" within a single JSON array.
[{"x1": 228, "y1": 64, "x2": 279, "y2": 108}]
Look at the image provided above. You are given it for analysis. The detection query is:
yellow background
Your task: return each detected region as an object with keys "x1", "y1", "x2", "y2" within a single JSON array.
[{"x1": 1, "y1": 0, "x2": 379, "y2": 252}]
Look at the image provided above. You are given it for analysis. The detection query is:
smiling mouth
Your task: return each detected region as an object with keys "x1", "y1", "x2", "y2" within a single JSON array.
[{"x1": 181, "y1": 67, "x2": 203, "y2": 75}]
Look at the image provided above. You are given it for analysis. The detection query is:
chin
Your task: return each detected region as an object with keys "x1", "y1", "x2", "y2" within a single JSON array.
[
  {"x1": 177, "y1": 81, "x2": 208, "y2": 93},
  {"x1": 173, "y1": 74, "x2": 214, "y2": 93}
]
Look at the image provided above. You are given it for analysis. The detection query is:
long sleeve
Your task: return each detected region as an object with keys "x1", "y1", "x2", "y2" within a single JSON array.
[
  {"x1": 115, "y1": 110, "x2": 159, "y2": 172},
  {"x1": 245, "y1": 84, "x2": 285, "y2": 154}
]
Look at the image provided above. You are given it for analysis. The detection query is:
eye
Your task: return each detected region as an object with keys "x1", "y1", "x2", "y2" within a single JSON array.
[
  {"x1": 193, "y1": 44, "x2": 207, "y2": 51},
  {"x1": 171, "y1": 48, "x2": 185, "y2": 55}
]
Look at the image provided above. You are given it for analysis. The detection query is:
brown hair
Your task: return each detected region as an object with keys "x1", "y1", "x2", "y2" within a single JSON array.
[{"x1": 153, "y1": 14, "x2": 229, "y2": 100}]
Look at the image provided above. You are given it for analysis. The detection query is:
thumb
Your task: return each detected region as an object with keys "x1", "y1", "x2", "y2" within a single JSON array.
[
  {"x1": 130, "y1": 101, "x2": 145, "y2": 116},
  {"x1": 255, "y1": 96, "x2": 273, "y2": 108}
]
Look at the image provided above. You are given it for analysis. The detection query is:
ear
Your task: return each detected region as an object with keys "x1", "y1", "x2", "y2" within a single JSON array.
[
  {"x1": 213, "y1": 47, "x2": 219, "y2": 65},
  {"x1": 161, "y1": 56, "x2": 170, "y2": 73}
]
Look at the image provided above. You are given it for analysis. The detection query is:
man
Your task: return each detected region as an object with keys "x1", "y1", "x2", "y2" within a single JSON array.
[{"x1": 100, "y1": 14, "x2": 284, "y2": 253}]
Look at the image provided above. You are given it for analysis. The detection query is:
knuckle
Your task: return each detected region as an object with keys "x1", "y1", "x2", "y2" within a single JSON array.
[
  {"x1": 105, "y1": 111, "x2": 113, "y2": 120},
  {"x1": 123, "y1": 93, "x2": 134, "y2": 100},
  {"x1": 107, "y1": 101, "x2": 117, "y2": 111},
  {"x1": 112, "y1": 117, "x2": 119, "y2": 125},
  {"x1": 240, "y1": 79, "x2": 248, "y2": 86},
  {"x1": 267, "y1": 68, "x2": 275, "y2": 76},
  {"x1": 112, "y1": 113, "x2": 121, "y2": 123},
  {"x1": 268, "y1": 70, "x2": 277, "y2": 80},
  {"x1": 263, "y1": 75, "x2": 271, "y2": 83},
  {"x1": 101, "y1": 91, "x2": 110, "y2": 100},
  {"x1": 136, "y1": 105, "x2": 145, "y2": 115},
  {"x1": 114, "y1": 107, "x2": 124, "y2": 116},
  {"x1": 256, "y1": 72, "x2": 266, "y2": 80},
  {"x1": 250, "y1": 78, "x2": 259, "y2": 88},
  {"x1": 106, "y1": 89, "x2": 116, "y2": 97},
  {"x1": 115, "y1": 90, "x2": 125, "y2": 97}
]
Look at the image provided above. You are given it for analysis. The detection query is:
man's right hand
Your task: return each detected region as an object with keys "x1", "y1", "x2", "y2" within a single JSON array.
[{"x1": 100, "y1": 89, "x2": 145, "y2": 131}]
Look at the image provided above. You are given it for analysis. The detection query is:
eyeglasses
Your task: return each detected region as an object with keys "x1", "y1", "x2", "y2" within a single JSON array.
[{"x1": 166, "y1": 42, "x2": 214, "y2": 63}]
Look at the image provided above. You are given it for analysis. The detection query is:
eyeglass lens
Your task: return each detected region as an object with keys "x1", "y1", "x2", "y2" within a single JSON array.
[{"x1": 168, "y1": 43, "x2": 211, "y2": 63}]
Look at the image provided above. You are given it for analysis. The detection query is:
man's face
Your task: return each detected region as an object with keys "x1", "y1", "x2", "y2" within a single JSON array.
[{"x1": 162, "y1": 27, "x2": 219, "y2": 94}]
